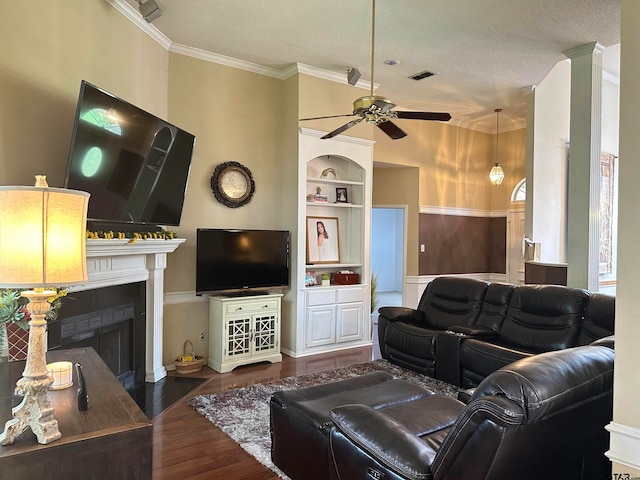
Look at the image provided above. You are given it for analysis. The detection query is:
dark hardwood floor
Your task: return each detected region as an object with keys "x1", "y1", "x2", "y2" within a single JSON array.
[{"x1": 152, "y1": 345, "x2": 375, "y2": 480}]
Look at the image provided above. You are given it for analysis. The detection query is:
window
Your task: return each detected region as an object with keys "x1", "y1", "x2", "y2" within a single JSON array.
[{"x1": 511, "y1": 178, "x2": 526, "y2": 202}]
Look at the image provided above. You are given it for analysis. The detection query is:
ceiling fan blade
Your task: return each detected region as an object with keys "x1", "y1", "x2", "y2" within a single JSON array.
[
  {"x1": 321, "y1": 117, "x2": 364, "y2": 139},
  {"x1": 300, "y1": 113, "x2": 357, "y2": 121},
  {"x1": 377, "y1": 120, "x2": 407, "y2": 140},
  {"x1": 395, "y1": 111, "x2": 452, "y2": 122}
]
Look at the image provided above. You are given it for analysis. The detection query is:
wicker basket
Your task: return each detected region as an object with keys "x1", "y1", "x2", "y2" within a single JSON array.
[{"x1": 174, "y1": 340, "x2": 204, "y2": 374}]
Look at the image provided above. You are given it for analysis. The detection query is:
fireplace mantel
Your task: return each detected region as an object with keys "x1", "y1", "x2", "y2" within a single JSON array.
[{"x1": 71, "y1": 238, "x2": 186, "y2": 382}]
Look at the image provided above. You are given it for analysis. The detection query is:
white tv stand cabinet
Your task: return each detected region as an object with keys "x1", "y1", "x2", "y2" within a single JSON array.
[{"x1": 207, "y1": 293, "x2": 283, "y2": 373}]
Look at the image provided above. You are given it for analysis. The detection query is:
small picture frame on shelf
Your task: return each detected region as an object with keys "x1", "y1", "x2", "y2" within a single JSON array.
[
  {"x1": 306, "y1": 216, "x2": 340, "y2": 264},
  {"x1": 335, "y1": 187, "x2": 348, "y2": 203}
]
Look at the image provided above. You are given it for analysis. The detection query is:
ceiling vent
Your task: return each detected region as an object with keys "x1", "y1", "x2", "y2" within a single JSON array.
[{"x1": 410, "y1": 70, "x2": 435, "y2": 81}]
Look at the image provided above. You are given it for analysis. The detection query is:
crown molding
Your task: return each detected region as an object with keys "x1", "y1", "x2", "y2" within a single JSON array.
[
  {"x1": 420, "y1": 206, "x2": 507, "y2": 218},
  {"x1": 108, "y1": 0, "x2": 171, "y2": 49},
  {"x1": 169, "y1": 43, "x2": 284, "y2": 79},
  {"x1": 109, "y1": 1, "x2": 383, "y2": 88}
]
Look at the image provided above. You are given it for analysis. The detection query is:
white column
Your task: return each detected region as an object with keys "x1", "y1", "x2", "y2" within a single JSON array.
[
  {"x1": 608, "y1": 1, "x2": 640, "y2": 475},
  {"x1": 563, "y1": 42, "x2": 603, "y2": 290},
  {"x1": 145, "y1": 251, "x2": 168, "y2": 382}
]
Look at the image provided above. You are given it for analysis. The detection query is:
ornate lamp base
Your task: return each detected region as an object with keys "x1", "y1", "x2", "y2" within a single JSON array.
[{"x1": 0, "y1": 290, "x2": 61, "y2": 445}]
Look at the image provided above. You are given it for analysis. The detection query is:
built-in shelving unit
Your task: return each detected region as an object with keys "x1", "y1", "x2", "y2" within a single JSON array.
[{"x1": 289, "y1": 128, "x2": 374, "y2": 356}]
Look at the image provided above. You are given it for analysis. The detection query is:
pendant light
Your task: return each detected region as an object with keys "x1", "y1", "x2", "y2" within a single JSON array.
[{"x1": 489, "y1": 108, "x2": 505, "y2": 186}]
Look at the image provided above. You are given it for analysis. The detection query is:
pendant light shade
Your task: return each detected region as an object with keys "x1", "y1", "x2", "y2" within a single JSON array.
[
  {"x1": 490, "y1": 108, "x2": 505, "y2": 186},
  {"x1": 489, "y1": 163, "x2": 505, "y2": 186}
]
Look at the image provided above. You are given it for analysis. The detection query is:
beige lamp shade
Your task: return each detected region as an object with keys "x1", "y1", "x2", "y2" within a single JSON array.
[{"x1": 0, "y1": 184, "x2": 90, "y2": 288}]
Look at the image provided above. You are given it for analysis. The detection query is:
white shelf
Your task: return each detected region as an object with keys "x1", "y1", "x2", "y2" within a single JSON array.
[
  {"x1": 306, "y1": 263, "x2": 362, "y2": 269},
  {"x1": 306, "y1": 202, "x2": 363, "y2": 208},
  {"x1": 306, "y1": 178, "x2": 364, "y2": 186}
]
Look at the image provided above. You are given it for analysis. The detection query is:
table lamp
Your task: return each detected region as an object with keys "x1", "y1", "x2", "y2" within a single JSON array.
[{"x1": 0, "y1": 176, "x2": 89, "y2": 445}]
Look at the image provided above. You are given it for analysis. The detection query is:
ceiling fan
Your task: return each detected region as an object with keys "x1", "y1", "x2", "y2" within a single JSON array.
[{"x1": 300, "y1": 0, "x2": 451, "y2": 140}]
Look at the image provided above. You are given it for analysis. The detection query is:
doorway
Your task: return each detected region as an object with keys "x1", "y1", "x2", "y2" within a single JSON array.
[{"x1": 371, "y1": 207, "x2": 406, "y2": 316}]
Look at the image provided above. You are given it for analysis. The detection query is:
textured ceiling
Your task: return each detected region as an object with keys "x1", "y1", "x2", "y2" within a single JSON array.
[{"x1": 122, "y1": 0, "x2": 620, "y2": 133}]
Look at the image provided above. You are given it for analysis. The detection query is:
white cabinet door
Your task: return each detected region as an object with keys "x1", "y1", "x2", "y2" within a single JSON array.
[
  {"x1": 224, "y1": 314, "x2": 252, "y2": 360},
  {"x1": 253, "y1": 312, "x2": 279, "y2": 355},
  {"x1": 336, "y1": 303, "x2": 362, "y2": 343},
  {"x1": 306, "y1": 305, "x2": 336, "y2": 348}
]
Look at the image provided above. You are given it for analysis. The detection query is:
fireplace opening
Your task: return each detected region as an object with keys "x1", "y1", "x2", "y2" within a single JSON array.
[{"x1": 48, "y1": 282, "x2": 146, "y2": 391}]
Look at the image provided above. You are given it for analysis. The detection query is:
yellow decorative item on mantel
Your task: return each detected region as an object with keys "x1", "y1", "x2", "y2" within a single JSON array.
[{"x1": 86, "y1": 230, "x2": 177, "y2": 242}]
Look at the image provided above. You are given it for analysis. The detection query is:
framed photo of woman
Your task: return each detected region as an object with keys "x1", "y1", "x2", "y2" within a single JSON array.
[
  {"x1": 336, "y1": 187, "x2": 348, "y2": 203},
  {"x1": 306, "y1": 216, "x2": 340, "y2": 264}
]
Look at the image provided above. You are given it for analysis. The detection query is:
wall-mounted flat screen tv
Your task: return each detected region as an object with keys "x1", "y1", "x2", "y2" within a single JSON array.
[
  {"x1": 64, "y1": 80, "x2": 195, "y2": 227},
  {"x1": 196, "y1": 229, "x2": 290, "y2": 296}
]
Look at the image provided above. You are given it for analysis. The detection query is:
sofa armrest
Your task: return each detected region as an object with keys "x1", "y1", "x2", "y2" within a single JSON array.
[
  {"x1": 448, "y1": 325, "x2": 498, "y2": 339},
  {"x1": 330, "y1": 404, "x2": 437, "y2": 479},
  {"x1": 378, "y1": 306, "x2": 426, "y2": 325}
]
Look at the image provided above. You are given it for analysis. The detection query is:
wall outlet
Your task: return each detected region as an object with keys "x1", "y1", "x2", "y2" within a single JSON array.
[
  {"x1": 420, "y1": 244, "x2": 426, "y2": 253},
  {"x1": 199, "y1": 331, "x2": 205, "y2": 341}
]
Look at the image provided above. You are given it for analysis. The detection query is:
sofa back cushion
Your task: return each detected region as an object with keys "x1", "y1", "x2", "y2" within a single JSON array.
[
  {"x1": 474, "y1": 283, "x2": 516, "y2": 332},
  {"x1": 578, "y1": 293, "x2": 615, "y2": 345},
  {"x1": 417, "y1": 277, "x2": 489, "y2": 330},
  {"x1": 470, "y1": 345, "x2": 614, "y2": 422},
  {"x1": 499, "y1": 285, "x2": 588, "y2": 352}
]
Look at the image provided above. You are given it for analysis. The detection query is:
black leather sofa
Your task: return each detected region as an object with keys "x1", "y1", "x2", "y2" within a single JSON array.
[
  {"x1": 378, "y1": 276, "x2": 615, "y2": 388},
  {"x1": 270, "y1": 345, "x2": 614, "y2": 480},
  {"x1": 330, "y1": 345, "x2": 614, "y2": 480}
]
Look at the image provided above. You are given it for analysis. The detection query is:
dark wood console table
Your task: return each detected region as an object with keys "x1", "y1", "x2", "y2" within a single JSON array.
[{"x1": 0, "y1": 347, "x2": 152, "y2": 479}]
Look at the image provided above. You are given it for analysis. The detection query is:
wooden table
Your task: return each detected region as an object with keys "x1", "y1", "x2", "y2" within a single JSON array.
[{"x1": 0, "y1": 347, "x2": 152, "y2": 479}]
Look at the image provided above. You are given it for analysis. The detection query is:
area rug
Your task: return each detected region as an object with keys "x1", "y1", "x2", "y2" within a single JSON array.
[{"x1": 188, "y1": 359, "x2": 460, "y2": 478}]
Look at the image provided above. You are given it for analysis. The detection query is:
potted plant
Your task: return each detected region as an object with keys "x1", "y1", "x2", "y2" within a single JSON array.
[
  {"x1": 0, "y1": 288, "x2": 67, "y2": 362},
  {"x1": 371, "y1": 271, "x2": 380, "y2": 315}
]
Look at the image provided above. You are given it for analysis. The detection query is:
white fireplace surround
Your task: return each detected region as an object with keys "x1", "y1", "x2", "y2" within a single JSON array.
[{"x1": 70, "y1": 238, "x2": 185, "y2": 383}]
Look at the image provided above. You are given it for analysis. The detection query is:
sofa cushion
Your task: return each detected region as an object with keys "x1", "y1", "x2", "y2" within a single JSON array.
[
  {"x1": 578, "y1": 293, "x2": 615, "y2": 345},
  {"x1": 416, "y1": 277, "x2": 489, "y2": 330},
  {"x1": 473, "y1": 282, "x2": 516, "y2": 332},
  {"x1": 498, "y1": 285, "x2": 588, "y2": 352}
]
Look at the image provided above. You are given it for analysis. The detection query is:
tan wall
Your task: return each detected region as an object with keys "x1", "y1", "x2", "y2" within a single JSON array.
[
  {"x1": 164, "y1": 53, "x2": 285, "y2": 361},
  {"x1": 374, "y1": 122, "x2": 486, "y2": 209},
  {"x1": 0, "y1": 0, "x2": 168, "y2": 188},
  {"x1": 372, "y1": 125, "x2": 525, "y2": 276},
  {"x1": 372, "y1": 167, "x2": 420, "y2": 275}
]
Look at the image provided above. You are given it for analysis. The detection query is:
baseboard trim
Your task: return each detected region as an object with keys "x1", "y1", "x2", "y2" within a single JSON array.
[{"x1": 606, "y1": 422, "x2": 640, "y2": 470}]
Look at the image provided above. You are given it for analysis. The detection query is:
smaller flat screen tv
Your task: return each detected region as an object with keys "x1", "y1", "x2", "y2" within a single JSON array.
[
  {"x1": 196, "y1": 229, "x2": 290, "y2": 296},
  {"x1": 64, "y1": 80, "x2": 195, "y2": 227}
]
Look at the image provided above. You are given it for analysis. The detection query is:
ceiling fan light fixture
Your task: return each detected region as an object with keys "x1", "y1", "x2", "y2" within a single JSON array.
[{"x1": 490, "y1": 108, "x2": 505, "y2": 186}]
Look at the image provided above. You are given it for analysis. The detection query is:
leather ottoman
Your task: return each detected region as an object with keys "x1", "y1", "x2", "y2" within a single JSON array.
[{"x1": 269, "y1": 371, "x2": 435, "y2": 480}]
